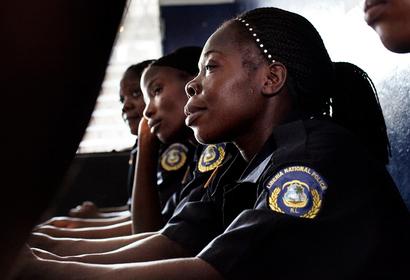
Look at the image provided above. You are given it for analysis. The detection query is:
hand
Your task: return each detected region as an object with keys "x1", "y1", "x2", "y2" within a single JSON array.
[
  {"x1": 35, "y1": 216, "x2": 79, "y2": 229},
  {"x1": 69, "y1": 201, "x2": 100, "y2": 218},
  {"x1": 32, "y1": 225, "x2": 61, "y2": 237},
  {"x1": 138, "y1": 118, "x2": 160, "y2": 151},
  {"x1": 27, "y1": 232, "x2": 53, "y2": 249}
]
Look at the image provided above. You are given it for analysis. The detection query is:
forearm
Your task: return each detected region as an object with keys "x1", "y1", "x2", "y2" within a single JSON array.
[
  {"x1": 19, "y1": 256, "x2": 223, "y2": 280},
  {"x1": 52, "y1": 214, "x2": 131, "y2": 228},
  {"x1": 45, "y1": 234, "x2": 189, "y2": 264},
  {"x1": 132, "y1": 122, "x2": 163, "y2": 233},
  {"x1": 35, "y1": 221, "x2": 133, "y2": 239},
  {"x1": 97, "y1": 210, "x2": 130, "y2": 218},
  {"x1": 72, "y1": 214, "x2": 130, "y2": 227},
  {"x1": 30, "y1": 232, "x2": 156, "y2": 256}
]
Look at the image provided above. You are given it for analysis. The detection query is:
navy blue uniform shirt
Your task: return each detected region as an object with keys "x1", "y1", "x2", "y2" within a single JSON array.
[{"x1": 197, "y1": 119, "x2": 410, "y2": 279}]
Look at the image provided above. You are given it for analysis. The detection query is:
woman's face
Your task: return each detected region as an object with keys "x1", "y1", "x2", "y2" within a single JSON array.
[
  {"x1": 120, "y1": 72, "x2": 145, "y2": 136},
  {"x1": 184, "y1": 24, "x2": 267, "y2": 144},
  {"x1": 364, "y1": 0, "x2": 410, "y2": 52},
  {"x1": 141, "y1": 66, "x2": 192, "y2": 143}
]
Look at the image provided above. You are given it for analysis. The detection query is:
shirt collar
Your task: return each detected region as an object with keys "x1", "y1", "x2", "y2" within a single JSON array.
[{"x1": 237, "y1": 120, "x2": 307, "y2": 184}]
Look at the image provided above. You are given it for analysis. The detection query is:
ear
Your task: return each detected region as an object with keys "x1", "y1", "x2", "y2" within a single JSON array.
[{"x1": 261, "y1": 62, "x2": 287, "y2": 97}]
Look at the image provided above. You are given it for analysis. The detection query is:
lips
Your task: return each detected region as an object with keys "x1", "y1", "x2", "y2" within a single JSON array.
[
  {"x1": 364, "y1": 0, "x2": 387, "y2": 12},
  {"x1": 148, "y1": 119, "x2": 161, "y2": 134},
  {"x1": 364, "y1": 0, "x2": 388, "y2": 25},
  {"x1": 124, "y1": 113, "x2": 141, "y2": 121},
  {"x1": 184, "y1": 101, "x2": 206, "y2": 126}
]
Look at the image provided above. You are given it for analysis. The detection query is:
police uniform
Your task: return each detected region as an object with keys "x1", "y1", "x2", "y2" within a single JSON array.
[
  {"x1": 156, "y1": 141, "x2": 197, "y2": 209},
  {"x1": 126, "y1": 140, "x2": 139, "y2": 199},
  {"x1": 161, "y1": 142, "x2": 239, "y2": 225},
  {"x1": 126, "y1": 140, "x2": 197, "y2": 215},
  {"x1": 161, "y1": 141, "x2": 262, "y2": 254},
  {"x1": 196, "y1": 118, "x2": 410, "y2": 279}
]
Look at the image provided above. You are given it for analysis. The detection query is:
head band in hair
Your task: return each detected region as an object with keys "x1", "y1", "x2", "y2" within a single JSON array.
[{"x1": 236, "y1": 17, "x2": 276, "y2": 64}]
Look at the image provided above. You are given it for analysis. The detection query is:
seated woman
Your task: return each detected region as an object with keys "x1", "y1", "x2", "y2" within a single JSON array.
[
  {"x1": 16, "y1": 7, "x2": 409, "y2": 280},
  {"x1": 36, "y1": 60, "x2": 152, "y2": 231},
  {"x1": 33, "y1": 49, "x2": 201, "y2": 239},
  {"x1": 27, "y1": 46, "x2": 237, "y2": 256}
]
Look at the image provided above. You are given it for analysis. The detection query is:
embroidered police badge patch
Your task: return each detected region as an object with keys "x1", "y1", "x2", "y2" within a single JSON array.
[
  {"x1": 160, "y1": 143, "x2": 188, "y2": 171},
  {"x1": 266, "y1": 166, "x2": 327, "y2": 219},
  {"x1": 198, "y1": 143, "x2": 226, "y2": 173}
]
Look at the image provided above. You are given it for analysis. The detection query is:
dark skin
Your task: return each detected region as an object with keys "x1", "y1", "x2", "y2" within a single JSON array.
[
  {"x1": 67, "y1": 70, "x2": 145, "y2": 219},
  {"x1": 142, "y1": 66, "x2": 195, "y2": 144},
  {"x1": 28, "y1": 70, "x2": 150, "y2": 254},
  {"x1": 364, "y1": 0, "x2": 410, "y2": 53},
  {"x1": 15, "y1": 22, "x2": 293, "y2": 280},
  {"x1": 27, "y1": 65, "x2": 199, "y2": 255},
  {"x1": 132, "y1": 65, "x2": 197, "y2": 233},
  {"x1": 185, "y1": 23, "x2": 290, "y2": 161},
  {"x1": 121, "y1": 71, "x2": 146, "y2": 136},
  {"x1": 31, "y1": 71, "x2": 146, "y2": 238}
]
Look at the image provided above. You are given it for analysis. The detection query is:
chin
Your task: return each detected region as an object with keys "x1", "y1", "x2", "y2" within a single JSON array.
[
  {"x1": 156, "y1": 134, "x2": 167, "y2": 144},
  {"x1": 129, "y1": 123, "x2": 139, "y2": 136},
  {"x1": 375, "y1": 25, "x2": 410, "y2": 53},
  {"x1": 130, "y1": 128, "x2": 138, "y2": 136},
  {"x1": 380, "y1": 34, "x2": 410, "y2": 53},
  {"x1": 194, "y1": 129, "x2": 221, "y2": 145}
]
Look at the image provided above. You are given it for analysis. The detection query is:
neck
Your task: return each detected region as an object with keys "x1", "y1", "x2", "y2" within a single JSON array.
[
  {"x1": 234, "y1": 127, "x2": 273, "y2": 162},
  {"x1": 179, "y1": 127, "x2": 198, "y2": 147},
  {"x1": 234, "y1": 92, "x2": 295, "y2": 162}
]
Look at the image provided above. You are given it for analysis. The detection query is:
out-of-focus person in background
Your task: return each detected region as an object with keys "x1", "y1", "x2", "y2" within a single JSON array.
[
  {"x1": 32, "y1": 61, "x2": 153, "y2": 240},
  {"x1": 364, "y1": 0, "x2": 410, "y2": 53}
]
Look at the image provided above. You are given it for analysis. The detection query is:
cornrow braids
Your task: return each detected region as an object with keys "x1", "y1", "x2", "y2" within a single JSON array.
[
  {"x1": 332, "y1": 62, "x2": 391, "y2": 164},
  {"x1": 227, "y1": 8, "x2": 389, "y2": 164},
  {"x1": 232, "y1": 7, "x2": 334, "y2": 117}
]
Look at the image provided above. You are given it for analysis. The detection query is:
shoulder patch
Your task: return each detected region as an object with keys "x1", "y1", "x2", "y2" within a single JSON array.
[
  {"x1": 160, "y1": 143, "x2": 188, "y2": 171},
  {"x1": 198, "y1": 143, "x2": 226, "y2": 173},
  {"x1": 265, "y1": 165, "x2": 327, "y2": 219}
]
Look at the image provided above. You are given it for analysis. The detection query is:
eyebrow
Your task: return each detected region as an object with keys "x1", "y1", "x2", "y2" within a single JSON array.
[
  {"x1": 198, "y1": 49, "x2": 223, "y2": 69},
  {"x1": 145, "y1": 76, "x2": 159, "y2": 92},
  {"x1": 203, "y1": 49, "x2": 223, "y2": 58}
]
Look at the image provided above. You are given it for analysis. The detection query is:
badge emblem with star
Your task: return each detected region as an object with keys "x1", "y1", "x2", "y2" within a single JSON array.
[
  {"x1": 266, "y1": 165, "x2": 327, "y2": 219},
  {"x1": 160, "y1": 143, "x2": 188, "y2": 171},
  {"x1": 198, "y1": 143, "x2": 226, "y2": 173}
]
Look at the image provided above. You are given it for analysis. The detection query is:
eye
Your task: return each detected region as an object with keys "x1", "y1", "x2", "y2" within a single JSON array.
[
  {"x1": 205, "y1": 64, "x2": 216, "y2": 72},
  {"x1": 152, "y1": 86, "x2": 163, "y2": 96},
  {"x1": 119, "y1": 95, "x2": 124, "y2": 103},
  {"x1": 132, "y1": 90, "x2": 142, "y2": 98}
]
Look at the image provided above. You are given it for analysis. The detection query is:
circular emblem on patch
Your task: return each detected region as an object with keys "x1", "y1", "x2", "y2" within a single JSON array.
[
  {"x1": 198, "y1": 143, "x2": 226, "y2": 173},
  {"x1": 160, "y1": 143, "x2": 188, "y2": 171},
  {"x1": 266, "y1": 166, "x2": 328, "y2": 219}
]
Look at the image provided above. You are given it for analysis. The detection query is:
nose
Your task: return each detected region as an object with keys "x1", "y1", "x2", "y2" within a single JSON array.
[
  {"x1": 121, "y1": 97, "x2": 132, "y2": 120},
  {"x1": 122, "y1": 96, "x2": 133, "y2": 112},
  {"x1": 185, "y1": 76, "x2": 200, "y2": 98},
  {"x1": 143, "y1": 100, "x2": 155, "y2": 119}
]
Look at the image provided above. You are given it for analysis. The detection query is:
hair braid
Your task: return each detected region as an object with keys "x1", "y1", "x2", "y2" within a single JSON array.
[
  {"x1": 332, "y1": 62, "x2": 390, "y2": 164},
  {"x1": 233, "y1": 7, "x2": 334, "y2": 117},
  {"x1": 228, "y1": 7, "x2": 390, "y2": 164}
]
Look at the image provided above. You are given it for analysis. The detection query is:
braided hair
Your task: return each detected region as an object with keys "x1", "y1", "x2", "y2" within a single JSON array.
[
  {"x1": 226, "y1": 7, "x2": 390, "y2": 164},
  {"x1": 230, "y1": 7, "x2": 334, "y2": 117},
  {"x1": 332, "y1": 62, "x2": 390, "y2": 164}
]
